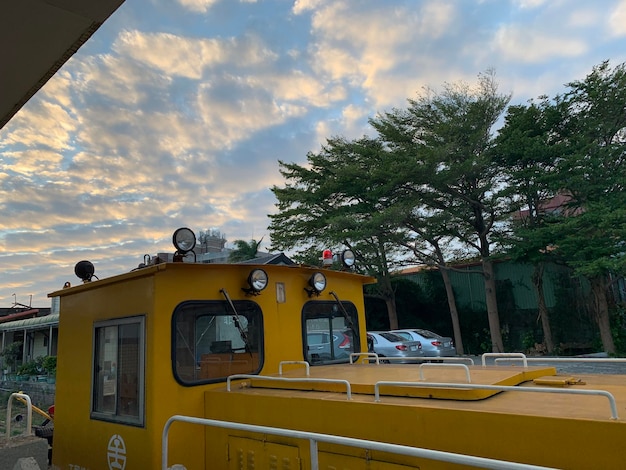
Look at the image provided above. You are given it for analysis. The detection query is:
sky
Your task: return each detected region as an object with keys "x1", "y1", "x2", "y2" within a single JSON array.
[{"x1": 1, "y1": 0, "x2": 626, "y2": 307}]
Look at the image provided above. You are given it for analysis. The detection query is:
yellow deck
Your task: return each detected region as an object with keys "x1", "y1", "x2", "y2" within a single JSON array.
[
  {"x1": 204, "y1": 362, "x2": 626, "y2": 469},
  {"x1": 224, "y1": 362, "x2": 626, "y2": 420}
]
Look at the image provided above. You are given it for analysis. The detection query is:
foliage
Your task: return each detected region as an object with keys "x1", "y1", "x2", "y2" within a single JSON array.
[
  {"x1": 42, "y1": 355, "x2": 57, "y2": 375},
  {"x1": 15, "y1": 355, "x2": 56, "y2": 377},
  {"x1": 229, "y1": 239, "x2": 263, "y2": 262},
  {"x1": 369, "y1": 70, "x2": 512, "y2": 352},
  {"x1": 269, "y1": 136, "x2": 412, "y2": 328},
  {"x1": 0, "y1": 341, "x2": 23, "y2": 369},
  {"x1": 17, "y1": 359, "x2": 40, "y2": 376},
  {"x1": 610, "y1": 307, "x2": 626, "y2": 356},
  {"x1": 269, "y1": 61, "x2": 626, "y2": 353}
]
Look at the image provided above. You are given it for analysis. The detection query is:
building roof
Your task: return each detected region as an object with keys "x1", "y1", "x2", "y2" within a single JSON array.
[
  {"x1": 0, "y1": 309, "x2": 40, "y2": 323},
  {"x1": 0, "y1": 313, "x2": 59, "y2": 333},
  {"x1": 1, "y1": 0, "x2": 125, "y2": 129},
  {"x1": 238, "y1": 253, "x2": 296, "y2": 265}
]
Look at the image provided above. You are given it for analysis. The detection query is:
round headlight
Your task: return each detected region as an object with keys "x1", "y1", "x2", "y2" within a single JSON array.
[
  {"x1": 74, "y1": 260, "x2": 95, "y2": 282},
  {"x1": 248, "y1": 269, "x2": 268, "y2": 292},
  {"x1": 173, "y1": 227, "x2": 196, "y2": 253},
  {"x1": 341, "y1": 249, "x2": 356, "y2": 268},
  {"x1": 310, "y1": 272, "x2": 327, "y2": 293}
]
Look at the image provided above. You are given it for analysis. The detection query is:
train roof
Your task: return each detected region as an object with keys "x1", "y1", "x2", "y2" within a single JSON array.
[{"x1": 48, "y1": 261, "x2": 377, "y2": 298}]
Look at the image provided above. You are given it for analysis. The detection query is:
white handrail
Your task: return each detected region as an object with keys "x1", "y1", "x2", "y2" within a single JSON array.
[
  {"x1": 482, "y1": 353, "x2": 528, "y2": 367},
  {"x1": 349, "y1": 352, "x2": 380, "y2": 364},
  {"x1": 498, "y1": 357, "x2": 626, "y2": 364},
  {"x1": 279, "y1": 360, "x2": 310, "y2": 376},
  {"x1": 425, "y1": 357, "x2": 475, "y2": 365},
  {"x1": 373, "y1": 381, "x2": 619, "y2": 419},
  {"x1": 162, "y1": 414, "x2": 558, "y2": 470},
  {"x1": 6, "y1": 392, "x2": 33, "y2": 438},
  {"x1": 349, "y1": 354, "x2": 475, "y2": 366},
  {"x1": 419, "y1": 363, "x2": 471, "y2": 383},
  {"x1": 226, "y1": 374, "x2": 352, "y2": 399}
]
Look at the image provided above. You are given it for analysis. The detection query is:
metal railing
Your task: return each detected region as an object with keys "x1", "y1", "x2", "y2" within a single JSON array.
[
  {"x1": 419, "y1": 362, "x2": 471, "y2": 382},
  {"x1": 6, "y1": 392, "x2": 32, "y2": 438},
  {"x1": 226, "y1": 374, "x2": 352, "y2": 399},
  {"x1": 373, "y1": 380, "x2": 619, "y2": 419},
  {"x1": 482, "y1": 352, "x2": 528, "y2": 367},
  {"x1": 279, "y1": 360, "x2": 310, "y2": 375},
  {"x1": 491, "y1": 355, "x2": 626, "y2": 366},
  {"x1": 350, "y1": 352, "x2": 380, "y2": 364},
  {"x1": 161, "y1": 414, "x2": 558, "y2": 470},
  {"x1": 350, "y1": 352, "x2": 475, "y2": 366}
]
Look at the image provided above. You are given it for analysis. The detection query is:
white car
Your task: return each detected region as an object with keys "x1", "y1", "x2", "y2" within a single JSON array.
[
  {"x1": 391, "y1": 329, "x2": 456, "y2": 357},
  {"x1": 367, "y1": 331, "x2": 423, "y2": 362}
]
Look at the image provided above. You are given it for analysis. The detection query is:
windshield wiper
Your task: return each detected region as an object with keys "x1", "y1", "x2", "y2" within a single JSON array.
[
  {"x1": 220, "y1": 288, "x2": 252, "y2": 355},
  {"x1": 329, "y1": 291, "x2": 358, "y2": 339}
]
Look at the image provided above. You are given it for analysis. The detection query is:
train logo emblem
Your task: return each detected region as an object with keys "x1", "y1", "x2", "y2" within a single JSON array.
[{"x1": 107, "y1": 434, "x2": 127, "y2": 470}]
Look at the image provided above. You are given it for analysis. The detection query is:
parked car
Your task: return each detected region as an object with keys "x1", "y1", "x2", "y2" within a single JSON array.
[
  {"x1": 367, "y1": 331, "x2": 423, "y2": 362},
  {"x1": 306, "y1": 330, "x2": 352, "y2": 363},
  {"x1": 391, "y1": 329, "x2": 456, "y2": 357}
]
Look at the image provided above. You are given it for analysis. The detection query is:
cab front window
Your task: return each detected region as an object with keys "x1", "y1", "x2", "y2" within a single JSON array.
[
  {"x1": 303, "y1": 301, "x2": 360, "y2": 365},
  {"x1": 173, "y1": 300, "x2": 263, "y2": 384}
]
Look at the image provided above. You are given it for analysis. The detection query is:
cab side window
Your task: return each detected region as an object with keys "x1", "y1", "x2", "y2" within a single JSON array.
[
  {"x1": 173, "y1": 301, "x2": 263, "y2": 384},
  {"x1": 303, "y1": 301, "x2": 360, "y2": 365},
  {"x1": 92, "y1": 316, "x2": 145, "y2": 426}
]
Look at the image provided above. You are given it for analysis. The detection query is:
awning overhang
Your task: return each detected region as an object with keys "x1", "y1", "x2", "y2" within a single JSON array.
[
  {"x1": 0, "y1": 314, "x2": 60, "y2": 333},
  {"x1": 0, "y1": 0, "x2": 125, "y2": 129}
]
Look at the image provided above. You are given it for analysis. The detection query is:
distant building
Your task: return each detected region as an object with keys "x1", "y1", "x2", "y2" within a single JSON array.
[{"x1": 0, "y1": 306, "x2": 57, "y2": 373}]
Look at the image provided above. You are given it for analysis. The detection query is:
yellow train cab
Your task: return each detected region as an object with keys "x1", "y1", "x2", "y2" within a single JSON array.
[{"x1": 47, "y1": 228, "x2": 626, "y2": 470}]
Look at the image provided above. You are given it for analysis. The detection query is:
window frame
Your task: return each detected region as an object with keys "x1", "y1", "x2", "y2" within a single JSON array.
[
  {"x1": 302, "y1": 300, "x2": 360, "y2": 365},
  {"x1": 171, "y1": 300, "x2": 264, "y2": 386},
  {"x1": 90, "y1": 315, "x2": 145, "y2": 427}
]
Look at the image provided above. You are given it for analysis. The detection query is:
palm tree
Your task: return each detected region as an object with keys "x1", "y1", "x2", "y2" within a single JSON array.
[{"x1": 229, "y1": 238, "x2": 263, "y2": 262}]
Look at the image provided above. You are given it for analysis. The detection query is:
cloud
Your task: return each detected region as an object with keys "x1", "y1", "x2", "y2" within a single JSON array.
[
  {"x1": 609, "y1": 0, "x2": 626, "y2": 36},
  {"x1": 304, "y1": 1, "x2": 459, "y2": 110},
  {"x1": 494, "y1": 24, "x2": 588, "y2": 63},
  {"x1": 514, "y1": 0, "x2": 548, "y2": 8},
  {"x1": 2, "y1": 0, "x2": 626, "y2": 306},
  {"x1": 113, "y1": 30, "x2": 277, "y2": 79},
  {"x1": 1, "y1": 100, "x2": 77, "y2": 152},
  {"x1": 175, "y1": 0, "x2": 219, "y2": 14}
]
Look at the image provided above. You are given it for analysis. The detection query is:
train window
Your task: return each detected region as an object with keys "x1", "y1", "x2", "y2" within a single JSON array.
[
  {"x1": 302, "y1": 301, "x2": 360, "y2": 365},
  {"x1": 91, "y1": 316, "x2": 145, "y2": 426},
  {"x1": 173, "y1": 301, "x2": 263, "y2": 385}
]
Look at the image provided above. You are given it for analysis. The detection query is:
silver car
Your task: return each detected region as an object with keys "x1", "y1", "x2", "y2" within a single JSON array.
[
  {"x1": 392, "y1": 329, "x2": 456, "y2": 357},
  {"x1": 306, "y1": 330, "x2": 352, "y2": 363},
  {"x1": 367, "y1": 331, "x2": 423, "y2": 362}
]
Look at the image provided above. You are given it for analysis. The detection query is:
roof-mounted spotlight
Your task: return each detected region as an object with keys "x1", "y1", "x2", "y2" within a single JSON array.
[
  {"x1": 340, "y1": 249, "x2": 356, "y2": 269},
  {"x1": 243, "y1": 269, "x2": 268, "y2": 295},
  {"x1": 74, "y1": 260, "x2": 96, "y2": 283},
  {"x1": 305, "y1": 271, "x2": 327, "y2": 297},
  {"x1": 172, "y1": 227, "x2": 197, "y2": 262}
]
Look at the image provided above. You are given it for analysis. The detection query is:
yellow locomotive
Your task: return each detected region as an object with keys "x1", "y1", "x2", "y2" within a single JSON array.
[{"x1": 47, "y1": 228, "x2": 626, "y2": 469}]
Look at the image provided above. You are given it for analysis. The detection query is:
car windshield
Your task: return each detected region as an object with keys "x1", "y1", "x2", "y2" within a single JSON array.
[{"x1": 379, "y1": 332, "x2": 406, "y2": 342}]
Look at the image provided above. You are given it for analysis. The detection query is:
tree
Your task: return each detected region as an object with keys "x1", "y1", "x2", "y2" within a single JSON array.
[
  {"x1": 493, "y1": 98, "x2": 566, "y2": 353},
  {"x1": 229, "y1": 239, "x2": 263, "y2": 262},
  {"x1": 269, "y1": 137, "x2": 411, "y2": 328},
  {"x1": 371, "y1": 71, "x2": 511, "y2": 352},
  {"x1": 545, "y1": 61, "x2": 626, "y2": 354}
]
